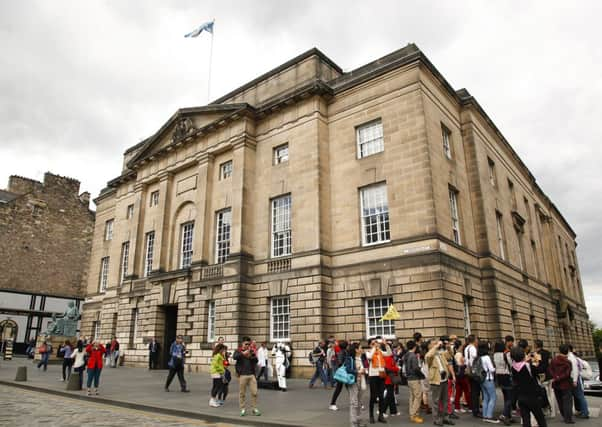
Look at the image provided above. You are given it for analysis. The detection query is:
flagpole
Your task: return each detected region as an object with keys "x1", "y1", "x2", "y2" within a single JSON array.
[{"x1": 207, "y1": 21, "x2": 214, "y2": 104}]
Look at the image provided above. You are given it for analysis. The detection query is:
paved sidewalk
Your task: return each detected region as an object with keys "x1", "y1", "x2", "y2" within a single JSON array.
[{"x1": 0, "y1": 359, "x2": 599, "y2": 427}]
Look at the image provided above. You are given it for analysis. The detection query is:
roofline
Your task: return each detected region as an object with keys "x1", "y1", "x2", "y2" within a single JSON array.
[{"x1": 211, "y1": 47, "x2": 342, "y2": 105}]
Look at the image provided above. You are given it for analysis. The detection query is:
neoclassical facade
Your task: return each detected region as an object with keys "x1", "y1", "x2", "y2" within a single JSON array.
[{"x1": 81, "y1": 44, "x2": 593, "y2": 375}]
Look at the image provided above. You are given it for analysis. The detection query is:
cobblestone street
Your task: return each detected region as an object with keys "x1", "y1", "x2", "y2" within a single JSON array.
[{"x1": 0, "y1": 385, "x2": 246, "y2": 427}]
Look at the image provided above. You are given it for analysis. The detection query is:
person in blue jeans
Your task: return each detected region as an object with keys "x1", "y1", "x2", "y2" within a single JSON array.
[
  {"x1": 37, "y1": 340, "x2": 52, "y2": 371},
  {"x1": 309, "y1": 341, "x2": 329, "y2": 388},
  {"x1": 85, "y1": 341, "x2": 106, "y2": 396},
  {"x1": 478, "y1": 342, "x2": 498, "y2": 423}
]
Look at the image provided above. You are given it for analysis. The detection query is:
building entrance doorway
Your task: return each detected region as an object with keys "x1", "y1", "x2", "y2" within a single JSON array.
[{"x1": 161, "y1": 305, "x2": 178, "y2": 369}]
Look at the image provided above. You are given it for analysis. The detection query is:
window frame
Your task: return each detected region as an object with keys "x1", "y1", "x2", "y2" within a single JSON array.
[
  {"x1": 150, "y1": 191, "x2": 160, "y2": 207},
  {"x1": 463, "y1": 296, "x2": 472, "y2": 336},
  {"x1": 104, "y1": 219, "x2": 114, "y2": 241},
  {"x1": 99, "y1": 257, "x2": 109, "y2": 292},
  {"x1": 365, "y1": 297, "x2": 395, "y2": 339},
  {"x1": 93, "y1": 320, "x2": 101, "y2": 341},
  {"x1": 273, "y1": 143, "x2": 289, "y2": 165},
  {"x1": 441, "y1": 124, "x2": 452, "y2": 160},
  {"x1": 271, "y1": 194, "x2": 292, "y2": 258},
  {"x1": 207, "y1": 300, "x2": 216, "y2": 342},
  {"x1": 356, "y1": 119, "x2": 384, "y2": 159},
  {"x1": 179, "y1": 221, "x2": 194, "y2": 269},
  {"x1": 219, "y1": 160, "x2": 233, "y2": 180},
  {"x1": 360, "y1": 183, "x2": 391, "y2": 246},
  {"x1": 130, "y1": 308, "x2": 138, "y2": 346},
  {"x1": 126, "y1": 204, "x2": 134, "y2": 219},
  {"x1": 449, "y1": 187, "x2": 461, "y2": 245},
  {"x1": 120, "y1": 241, "x2": 130, "y2": 284},
  {"x1": 144, "y1": 231, "x2": 155, "y2": 277},
  {"x1": 495, "y1": 211, "x2": 506, "y2": 260},
  {"x1": 270, "y1": 296, "x2": 291, "y2": 342},
  {"x1": 215, "y1": 208, "x2": 232, "y2": 264},
  {"x1": 487, "y1": 157, "x2": 497, "y2": 187}
]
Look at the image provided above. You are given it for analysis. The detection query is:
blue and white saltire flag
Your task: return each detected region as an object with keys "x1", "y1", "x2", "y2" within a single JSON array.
[{"x1": 184, "y1": 20, "x2": 214, "y2": 38}]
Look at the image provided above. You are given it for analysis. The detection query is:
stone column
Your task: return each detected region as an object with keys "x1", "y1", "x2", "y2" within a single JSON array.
[
  {"x1": 230, "y1": 136, "x2": 256, "y2": 257},
  {"x1": 193, "y1": 153, "x2": 214, "y2": 264},
  {"x1": 131, "y1": 182, "x2": 147, "y2": 277},
  {"x1": 155, "y1": 172, "x2": 173, "y2": 272}
]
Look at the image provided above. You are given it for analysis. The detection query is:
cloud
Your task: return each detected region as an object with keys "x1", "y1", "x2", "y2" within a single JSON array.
[{"x1": 1, "y1": 0, "x2": 601, "y2": 324}]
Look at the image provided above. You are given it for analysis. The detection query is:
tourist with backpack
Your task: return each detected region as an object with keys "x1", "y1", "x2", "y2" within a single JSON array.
[
  {"x1": 477, "y1": 341, "x2": 498, "y2": 423},
  {"x1": 494, "y1": 341, "x2": 513, "y2": 425},
  {"x1": 512, "y1": 346, "x2": 548, "y2": 427}
]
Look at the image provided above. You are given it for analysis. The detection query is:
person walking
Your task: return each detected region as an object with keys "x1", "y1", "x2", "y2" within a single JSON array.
[
  {"x1": 210, "y1": 343, "x2": 226, "y2": 407},
  {"x1": 367, "y1": 337, "x2": 390, "y2": 424},
  {"x1": 567, "y1": 344, "x2": 589, "y2": 419},
  {"x1": 309, "y1": 340, "x2": 329, "y2": 388},
  {"x1": 85, "y1": 340, "x2": 105, "y2": 396},
  {"x1": 510, "y1": 346, "x2": 547, "y2": 427},
  {"x1": 164, "y1": 335, "x2": 189, "y2": 392},
  {"x1": 272, "y1": 342, "x2": 290, "y2": 392},
  {"x1": 218, "y1": 346, "x2": 232, "y2": 404},
  {"x1": 549, "y1": 344, "x2": 574, "y2": 424},
  {"x1": 70, "y1": 340, "x2": 86, "y2": 390},
  {"x1": 59, "y1": 340, "x2": 74, "y2": 381},
  {"x1": 478, "y1": 341, "x2": 498, "y2": 423},
  {"x1": 464, "y1": 334, "x2": 481, "y2": 418},
  {"x1": 425, "y1": 339, "x2": 455, "y2": 427},
  {"x1": 37, "y1": 339, "x2": 52, "y2": 371},
  {"x1": 403, "y1": 340, "x2": 425, "y2": 424},
  {"x1": 148, "y1": 337, "x2": 160, "y2": 370},
  {"x1": 233, "y1": 337, "x2": 261, "y2": 416},
  {"x1": 256, "y1": 342, "x2": 269, "y2": 381},
  {"x1": 329, "y1": 340, "x2": 349, "y2": 410}
]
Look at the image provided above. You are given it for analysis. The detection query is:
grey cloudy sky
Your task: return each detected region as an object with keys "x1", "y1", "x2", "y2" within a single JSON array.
[{"x1": 2, "y1": 1, "x2": 601, "y2": 326}]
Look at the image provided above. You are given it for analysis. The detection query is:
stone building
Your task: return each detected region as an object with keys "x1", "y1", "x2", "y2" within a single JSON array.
[
  {"x1": 81, "y1": 43, "x2": 593, "y2": 375},
  {"x1": 0, "y1": 173, "x2": 94, "y2": 353}
]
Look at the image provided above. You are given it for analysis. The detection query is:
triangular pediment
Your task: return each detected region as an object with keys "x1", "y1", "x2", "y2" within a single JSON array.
[{"x1": 128, "y1": 104, "x2": 251, "y2": 167}]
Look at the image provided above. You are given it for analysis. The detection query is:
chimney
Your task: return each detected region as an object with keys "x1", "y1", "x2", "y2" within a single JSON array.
[{"x1": 8, "y1": 175, "x2": 43, "y2": 195}]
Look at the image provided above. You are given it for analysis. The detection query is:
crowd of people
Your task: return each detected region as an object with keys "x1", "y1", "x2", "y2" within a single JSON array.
[
  {"x1": 306, "y1": 333, "x2": 594, "y2": 426},
  {"x1": 26, "y1": 331, "x2": 596, "y2": 427}
]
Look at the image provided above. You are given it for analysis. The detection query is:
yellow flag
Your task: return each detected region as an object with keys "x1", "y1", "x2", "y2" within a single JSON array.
[{"x1": 380, "y1": 304, "x2": 401, "y2": 321}]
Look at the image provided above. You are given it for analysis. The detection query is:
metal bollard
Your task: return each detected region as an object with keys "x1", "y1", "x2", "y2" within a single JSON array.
[{"x1": 66, "y1": 372, "x2": 81, "y2": 390}]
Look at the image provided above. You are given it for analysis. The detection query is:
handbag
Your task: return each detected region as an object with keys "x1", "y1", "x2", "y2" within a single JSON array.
[
  {"x1": 389, "y1": 372, "x2": 402, "y2": 385},
  {"x1": 334, "y1": 360, "x2": 356, "y2": 385}
]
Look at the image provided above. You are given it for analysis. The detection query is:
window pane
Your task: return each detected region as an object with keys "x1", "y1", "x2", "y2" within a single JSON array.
[
  {"x1": 360, "y1": 184, "x2": 390, "y2": 245},
  {"x1": 180, "y1": 222, "x2": 194, "y2": 268},
  {"x1": 357, "y1": 120, "x2": 384, "y2": 158}
]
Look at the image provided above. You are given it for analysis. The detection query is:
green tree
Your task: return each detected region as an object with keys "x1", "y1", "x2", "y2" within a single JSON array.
[{"x1": 591, "y1": 321, "x2": 602, "y2": 359}]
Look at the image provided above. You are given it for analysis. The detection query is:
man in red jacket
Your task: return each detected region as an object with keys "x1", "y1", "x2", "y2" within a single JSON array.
[{"x1": 549, "y1": 344, "x2": 574, "y2": 424}]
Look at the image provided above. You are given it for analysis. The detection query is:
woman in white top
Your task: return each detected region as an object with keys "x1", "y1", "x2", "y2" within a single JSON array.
[
  {"x1": 479, "y1": 342, "x2": 499, "y2": 423},
  {"x1": 70, "y1": 340, "x2": 86, "y2": 390}
]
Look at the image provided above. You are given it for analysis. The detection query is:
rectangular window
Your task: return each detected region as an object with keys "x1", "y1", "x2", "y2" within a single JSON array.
[
  {"x1": 130, "y1": 308, "x2": 138, "y2": 346},
  {"x1": 270, "y1": 296, "x2": 290, "y2": 341},
  {"x1": 511, "y1": 310, "x2": 518, "y2": 337},
  {"x1": 487, "y1": 157, "x2": 496, "y2": 187},
  {"x1": 180, "y1": 222, "x2": 194, "y2": 268},
  {"x1": 120, "y1": 241, "x2": 130, "y2": 283},
  {"x1": 366, "y1": 297, "x2": 395, "y2": 338},
  {"x1": 99, "y1": 257, "x2": 109, "y2": 292},
  {"x1": 271, "y1": 195, "x2": 292, "y2": 257},
  {"x1": 508, "y1": 179, "x2": 516, "y2": 208},
  {"x1": 219, "y1": 160, "x2": 233, "y2": 180},
  {"x1": 517, "y1": 231, "x2": 526, "y2": 271},
  {"x1": 531, "y1": 240, "x2": 540, "y2": 279},
  {"x1": 93, "y1": 321, "x2": 101, "y2": 341},
  {"x1": 104, "y1": 219, "x2": 114, "y2": 241},
  {"x1": 449, "y1": 188, "x2": 461, "y2": 245},
  {"x1": 126, "y1": 204, "x2": 134, "y2": 219},
  {"x1": 150, "y1": 191, "x2": 159, "y2": 207},
  {"x1": 360, "y1": 183, "x2": 390, "y2": 245},
  {"x1": 144, "y1": 231, "x2": 155, "y2": 277},
  {"x1": 357, "y1": 120, "x2": 384, "y2": 158},
  {"x1": 442, "y1": 124, "x2": 452, "y2": 159},
  {"x1": 463, "y1": 296, "x2": 472, "y2": 337},
  {"x1": 496, "y1": 211, "x2": 506, "y2": 260},
  {"x1": 215, "y1": 209, "x2": 232, "y2": 264},
  {"x1": 273, "y1": 143, "x2": 289, "y2": 165},
  {"x1": 207, "y1": 301, "x2": 216, "y2": 342}
]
